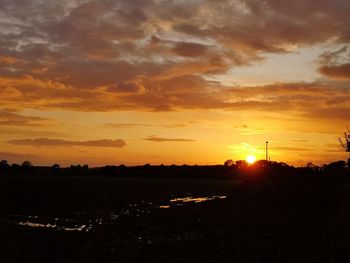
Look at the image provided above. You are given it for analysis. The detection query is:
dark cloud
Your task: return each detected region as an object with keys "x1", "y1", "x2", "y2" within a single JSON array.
[
  {"x1": 319, "y1": 64, "x2": 350, "y2": 79},
  {"x1": 108, "y1": 82, "x2": 145, "y2": 94},
  {"x1": 171, "y1": 42, "x2": 209, "y2": 57},
  {"x1": 144, "y1": 136, "x2": 195, "y2": 142},
  {"x1": 7, "y1": 138, "x2": 126, "y2": 148},
  {"x1": 318, "y1": 46, "x2": 350, "y2": 79}
]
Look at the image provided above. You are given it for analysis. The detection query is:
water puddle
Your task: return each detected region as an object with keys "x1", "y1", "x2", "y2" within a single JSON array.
[
  {"x1": 18, "y1": 221, "x2": 91, "y2": 232},
  {"x1": 18, "y1": 222, "x2": 56, "y2": 229},
  {"x1": 3, "y1": 194, "x2": 228, "y2": 231},
  {"x1": 170, "y1": 195, "x2": 227, "y2": 204},
  {"x1": 159, "y1": 195, "x2": 227, "y2": 208},
  {"x1": 0, "y1": 214, "x2": 94, "y2": 232}
]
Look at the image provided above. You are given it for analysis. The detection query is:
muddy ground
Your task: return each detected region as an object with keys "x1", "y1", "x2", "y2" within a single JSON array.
[{"x1": 0, "y1": 175, "x2": 349, "y2": 263}]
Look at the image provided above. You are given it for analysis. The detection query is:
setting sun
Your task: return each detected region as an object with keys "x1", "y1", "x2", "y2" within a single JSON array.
[{"x1": 246, "y1": 155, "x2": 256, "y2": 164}]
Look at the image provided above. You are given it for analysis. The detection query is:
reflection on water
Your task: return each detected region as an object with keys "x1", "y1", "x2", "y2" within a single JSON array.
[
  {"x1": 19, "y1": 222, "x2": 56, "y2": 229},
  {"x1": 4, "y1": 194, "x2": 228, "y2": 231},
  {"x1": 159, "y1": 195, "x2": 227, "y2": 208},
  {"x1": 170, "y1": 195, "x2": 227, "y2": 204},
  {"x1": 18, "y1": 221, "x2": 92, "y2": 232}
]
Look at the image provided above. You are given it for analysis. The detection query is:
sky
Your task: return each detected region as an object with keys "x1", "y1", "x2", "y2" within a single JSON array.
[{"x1": 0, "y1": 0, "x2": 350, "y2": 167}]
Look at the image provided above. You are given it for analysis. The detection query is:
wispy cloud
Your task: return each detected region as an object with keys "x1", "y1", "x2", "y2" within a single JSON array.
[
  {"x1": 324, "y1": 143, "x2": 344, "y2": 153},
  {"x1": 6, "y1": 138, "x2": 126, "y2": 148},
  {"x1": 0, "y1": 110, "x2": 53, "y2": 126},
  {"x1": 143, "y1": 136, "x2": 195, "y2": 142},
  {"x1": 104, "y1": 123, "x2": 153, "y2": 128},
  {"x1": 272, "y1": 146, "x2": 313, "y2": 152},
  {"x1": 104, "y1": 122, "x2": 190, "y2": 129}
]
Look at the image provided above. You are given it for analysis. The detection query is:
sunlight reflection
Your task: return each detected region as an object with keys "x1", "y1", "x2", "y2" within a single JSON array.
[
  {"x1": 18, "y1": 221, "x2": 91, "y2": 232},
  {"x1": 170, "y1": 195, "x2": 227, "y2": 204}
]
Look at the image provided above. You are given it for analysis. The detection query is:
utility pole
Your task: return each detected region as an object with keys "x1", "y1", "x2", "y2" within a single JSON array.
[{"x1": 266, "y1": 141, "x2": 269, "y2": 162}]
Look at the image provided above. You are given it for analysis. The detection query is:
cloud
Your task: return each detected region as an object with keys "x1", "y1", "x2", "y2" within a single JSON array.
[
  {"x1": 0, "y1": 56, "x2": 18, "y2": 65},
  {"x1": 108, "y1": 82, "x2": 145, "y2": 94},
  {"x1": 162, "y1": 124, "x2": 188, "y2": 128},
  {"x1": 143, "y1": 136, "x2": 195, "y2": 142},
  {"x1": 319, "y1": 64, "x2": 350, "y2": 79},
  {"x1": 0, "y1": 126, "x2": 63, "y2": 137},
  {"x1": 318, "y1": 46, "x2": 350, "y2": 79},
  {"x1": 324, "y1": 143, "x2": 345, "y2": 153},
  {"x1": 104, "y1": 123, "x2": 153, "y2": 128},
  {"x1": 6, "y1": 138, "x2": 126, "y2": 148},
  {"x1": 3, "y1": 77, "x2": 349, "y2": 126},
  {"x1": 171, "y1": 42, "x2": 209, "y2": 57},
  {"x1": 104, "y1": 122, "x2": 189, "y2": 129},
  {"x1": 0, "y1": 109, "x2": 53, "y2": 126},
  {"x1": 272, "y1": 146, "x2": 312, "y2": 152},
  {"x1": 226, "y1": 81, "x2": 350, "y2": 122},
  {"x1": 0, "y1": 0, "x2": 350, "y2": 116}
]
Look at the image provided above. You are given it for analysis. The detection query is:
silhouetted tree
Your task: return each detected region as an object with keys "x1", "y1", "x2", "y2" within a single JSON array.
[
  {"x1": 11, "y1": 163, "x2": 20, "y2": 169},
  {"x1": 21, "y1": 161, "x2": 34, "y2": 175},
  {"x1": 235, "y1": 160, "x2": 248, "y2": 169},
  {"x1": 324, "y1": 160, "x2": 346, "y2": 176},
  {"x1": 21, "y1": 161, "x2": 33, "y2": 168},
  {"x1": 224, "y1": 160, "x2": 233, "y2": 166},
  {"x1": 0, "y1": 160, "x2": 9, "y2": 174},
  {"x1": 306, "y1": 162, "x2": 315, "y2": 168},
  {"x1": 0, "y1": 160, "x2": 9, "y2": 169},
  {"x1": 339, "y1": 129, "x2": 350, "y2": 154},
  {"x1": 52, "y1": 163, "x2": 60, "y2": 169},
  {"x1": 254, "y1": 160, "x2": 269, "y2": 168},
  {"x1": 10, "y1": 163, "x2": 21, "y2": 174},
  {"x1": 82, "y1": 164, "x2": 89, "y2": 174},
  {"x1": 51, "y1": 163, "x2": 60, "y2": 175}
]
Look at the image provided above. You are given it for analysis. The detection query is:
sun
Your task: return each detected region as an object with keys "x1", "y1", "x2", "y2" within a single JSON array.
[{"x1": 246, "y1": 155, "x2": 256, "y2": 164}]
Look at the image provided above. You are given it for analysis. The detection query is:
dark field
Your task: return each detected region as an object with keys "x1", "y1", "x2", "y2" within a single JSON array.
[{"x1": 1, "y1": 175, "x2": 350, "y2": 262}]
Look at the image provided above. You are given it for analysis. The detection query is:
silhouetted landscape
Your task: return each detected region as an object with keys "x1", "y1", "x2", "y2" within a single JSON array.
[{"x1": 1, "y1": 158, "x2": 350, "y2": 262}]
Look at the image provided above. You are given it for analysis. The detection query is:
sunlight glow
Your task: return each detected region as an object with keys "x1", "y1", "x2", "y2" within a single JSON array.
[{"x1": 246, "y1": 155, "x2": 256, "y2": 164}]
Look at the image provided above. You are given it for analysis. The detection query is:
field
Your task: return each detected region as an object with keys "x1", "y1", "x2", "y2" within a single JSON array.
[{"x1": 0, "y1": 174, "x2": 349, "y2": 262}]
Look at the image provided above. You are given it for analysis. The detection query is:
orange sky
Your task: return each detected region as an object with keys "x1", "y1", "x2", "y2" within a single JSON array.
[{"x1": 0, "y1": 0, "x2": 349, "y2": 166}]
